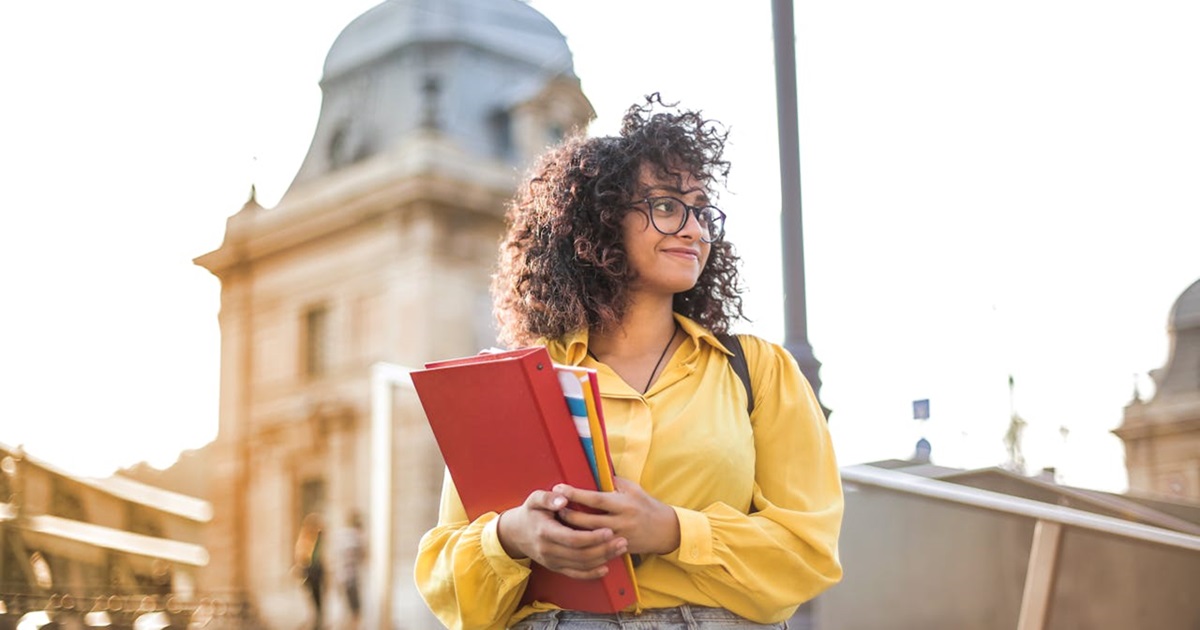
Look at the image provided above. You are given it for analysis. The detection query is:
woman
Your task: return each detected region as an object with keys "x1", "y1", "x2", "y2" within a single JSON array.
[{"x1": 416, "y1": 95, "x2": 843, "y2": 629}]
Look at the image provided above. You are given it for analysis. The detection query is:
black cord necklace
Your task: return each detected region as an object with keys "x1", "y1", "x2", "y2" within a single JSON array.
[{"x1": 588, "y1": 321, "x2": 680, "y2": 394}]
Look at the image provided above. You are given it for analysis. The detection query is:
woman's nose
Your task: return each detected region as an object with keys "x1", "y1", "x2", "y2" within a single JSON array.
[{"x1": 677, "y1": 207, "x2": 705, "y2": 240}]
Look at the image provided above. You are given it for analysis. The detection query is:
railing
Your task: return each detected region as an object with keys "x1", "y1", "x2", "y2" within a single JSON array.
[
  {"x1": 840, "y1": 464, "x2": 1200, "y2": 630},
  {"x1": 0, "y1": 590, "x2": 258, "y2": 629}
]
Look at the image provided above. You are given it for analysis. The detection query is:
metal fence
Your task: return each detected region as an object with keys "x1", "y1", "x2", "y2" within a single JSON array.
[{"x1": 0, "y1": 590, "x2": 260, "y2": 629}]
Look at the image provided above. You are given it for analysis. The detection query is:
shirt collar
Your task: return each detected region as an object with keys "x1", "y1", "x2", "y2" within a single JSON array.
[{"x1": 545, "y1": 313, "x2": 733, "y2": 363}]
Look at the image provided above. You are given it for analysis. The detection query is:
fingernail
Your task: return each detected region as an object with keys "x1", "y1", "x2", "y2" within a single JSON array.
[{"x1": 552, "y1": 497, "x2": 566, "y2": 508}]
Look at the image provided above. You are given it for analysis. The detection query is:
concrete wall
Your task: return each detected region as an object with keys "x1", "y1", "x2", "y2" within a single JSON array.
[{"x1": 818, "y1": 484, "x2": 1200, "y2": 629}]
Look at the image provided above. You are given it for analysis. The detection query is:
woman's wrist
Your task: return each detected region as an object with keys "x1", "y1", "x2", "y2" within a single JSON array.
[
  {"x1": 654, "y1": 501, "x2": 682, "y2": 554},
  {"x1": 496, "y1": 509, "x2": 528, "y2": 559}
]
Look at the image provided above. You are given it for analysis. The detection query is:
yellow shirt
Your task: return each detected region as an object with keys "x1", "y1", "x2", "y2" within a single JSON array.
[{"x1": 415, "y1": 314, "x2": 843, "y2": 629}]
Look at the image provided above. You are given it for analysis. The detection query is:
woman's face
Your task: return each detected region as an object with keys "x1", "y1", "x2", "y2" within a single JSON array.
[{"x1": 621, "y1": 162, "x2": 712, "y2": 297}]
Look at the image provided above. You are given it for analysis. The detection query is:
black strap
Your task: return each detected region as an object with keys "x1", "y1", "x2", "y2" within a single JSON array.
[{"x1": 717, "y1": 333, "x2": 754, "y2": 416}]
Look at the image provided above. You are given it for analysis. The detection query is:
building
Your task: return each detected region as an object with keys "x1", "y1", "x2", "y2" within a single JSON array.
[
  {"x1": 1116, "y1": 277, "x2": 1200, "y2": 501},
  {"x1": 193, "y1": 1, "x2": 593, "y2": 627},
  {"x1": 0, "y1": 442, "x2": 213, "y2": 628}
]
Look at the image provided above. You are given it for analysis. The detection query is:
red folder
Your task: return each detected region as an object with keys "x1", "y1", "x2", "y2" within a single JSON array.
[{"x1": 411, "y1": 346, "x2": 638, "y2": 613}]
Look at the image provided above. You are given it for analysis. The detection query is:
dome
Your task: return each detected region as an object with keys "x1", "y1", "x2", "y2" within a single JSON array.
[
  {"x1": 281, "y1": 0, "x2": 591, "y2": 200},
  {"x1": 1170, "y1": 277, "x2": 1200, "y2": 330},
  {"x1": 323, "y1": 0, "x2": 574, "y2": 80}
]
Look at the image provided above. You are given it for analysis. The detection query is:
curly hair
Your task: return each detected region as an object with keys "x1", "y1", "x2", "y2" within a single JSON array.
[{"x1": 491, "y1": 94, "x2": 746, "y2": 347}]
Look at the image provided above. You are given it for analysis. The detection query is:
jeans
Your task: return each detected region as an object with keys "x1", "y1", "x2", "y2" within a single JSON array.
[{"x1": 509, "y1": 605, "x2": 787, "y2": 629}]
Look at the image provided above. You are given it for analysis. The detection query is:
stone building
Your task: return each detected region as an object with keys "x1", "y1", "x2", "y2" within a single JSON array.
[
  {"x1": 1116, "y1": 277, "x2": 1200, "y2": 502},
  {"x1": 193, "y1": 1, "x2": 593, "y2": 627}
]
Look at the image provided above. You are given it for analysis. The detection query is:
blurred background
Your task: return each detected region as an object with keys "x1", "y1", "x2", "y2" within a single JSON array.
[{"x1": 1, "y1": 1, "x2": 1198, "y2": 628}]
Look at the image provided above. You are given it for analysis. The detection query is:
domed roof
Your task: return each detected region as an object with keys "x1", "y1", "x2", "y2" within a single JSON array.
[
  {"x1": 1170, "y1": 277, "x2": 1200, "y2": 330},
  {"x1": 324, "y1": 0, "x2": 574, "y2": 79},
  {"x1": 281, "y1": 0, "x2": 590, "y2": 200}
]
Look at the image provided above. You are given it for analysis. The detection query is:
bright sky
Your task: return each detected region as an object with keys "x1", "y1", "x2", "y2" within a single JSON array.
[{"x1": 2, "y1": 1, "x2": 1197, "y2": 493}]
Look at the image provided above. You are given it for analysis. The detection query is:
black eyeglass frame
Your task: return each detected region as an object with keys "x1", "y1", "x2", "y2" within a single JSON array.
[{"x1": 634, "y1": 196, "x2": 727, "y2": 243}]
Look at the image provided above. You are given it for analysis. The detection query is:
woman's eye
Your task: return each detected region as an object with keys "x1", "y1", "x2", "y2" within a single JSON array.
[{"x1": 651, "y1": 199, "x2": 678, "y2": 215}]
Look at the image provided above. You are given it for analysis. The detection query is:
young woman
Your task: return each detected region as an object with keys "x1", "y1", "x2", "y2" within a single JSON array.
[{"x1": 416, "y1": 95, "x2": 843, "y2": 629}]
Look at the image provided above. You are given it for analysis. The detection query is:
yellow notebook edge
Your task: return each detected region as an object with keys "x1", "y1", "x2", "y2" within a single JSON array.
[
  {"x1": 576, "y1": 371, "x2": 616, "y2": 492},
  {"x1": 575, "y1": 368, "x2": 642, "y2": 611}
]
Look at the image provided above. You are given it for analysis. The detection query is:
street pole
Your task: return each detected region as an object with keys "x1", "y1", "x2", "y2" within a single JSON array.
[{"x1": 772, "y1": 0, "x2": 829, "y2": 417}]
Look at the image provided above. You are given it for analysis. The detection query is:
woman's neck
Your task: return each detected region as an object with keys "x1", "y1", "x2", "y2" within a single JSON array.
[{"x1": 588, "y1": 294, "x2": 677, "y2": 361}]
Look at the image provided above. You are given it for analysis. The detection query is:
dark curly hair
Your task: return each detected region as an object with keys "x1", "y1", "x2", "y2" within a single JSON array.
[{"x1": 491, "y1": 94, "x2": 746, "y2": 347}]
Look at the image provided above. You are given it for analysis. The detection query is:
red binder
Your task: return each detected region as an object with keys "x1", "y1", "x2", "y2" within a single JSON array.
[{"x1": 411, "y1": 346, "x2": 639, "y2": 613}]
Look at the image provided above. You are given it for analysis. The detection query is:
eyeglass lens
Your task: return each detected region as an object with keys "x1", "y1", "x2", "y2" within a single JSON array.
[{"x1": 646, "y1": 197, "x2": 725, "y2": 242}]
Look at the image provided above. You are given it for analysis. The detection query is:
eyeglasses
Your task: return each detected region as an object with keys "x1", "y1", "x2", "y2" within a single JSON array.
[{"x1": 635, "y1": 196, "x2": 726, "y2": 243}]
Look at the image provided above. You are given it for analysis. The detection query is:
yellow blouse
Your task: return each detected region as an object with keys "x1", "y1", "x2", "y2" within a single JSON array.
[{"x1": 415, "y1": 314, "x2": 843, "y2": 629}]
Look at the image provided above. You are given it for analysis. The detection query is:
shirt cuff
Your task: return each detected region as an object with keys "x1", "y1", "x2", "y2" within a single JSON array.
[
  {"x1": 481, "y1": 515, "x2": 533, "y2": 584},
  {"x1": 663, "y1": 505, "x2": 714, "y2": 566}
]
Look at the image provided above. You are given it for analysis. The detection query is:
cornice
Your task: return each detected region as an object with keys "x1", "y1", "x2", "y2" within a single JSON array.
[
  {"x1": 195, "y1": 134, "x2": 517, "y2": 278},
  {"x1": 1113, "y1": 414, "x2": 1200, "y2": 441}
]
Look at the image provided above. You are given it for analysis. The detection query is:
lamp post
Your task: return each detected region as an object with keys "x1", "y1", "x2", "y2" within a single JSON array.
[{"x1": 772, "y1": 0, "x2": 829, "y2": 417}]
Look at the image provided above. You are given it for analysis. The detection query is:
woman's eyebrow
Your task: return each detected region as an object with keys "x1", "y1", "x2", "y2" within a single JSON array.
[{"x1": 645, "y1": 185, "x2": 711, "y2": 203}]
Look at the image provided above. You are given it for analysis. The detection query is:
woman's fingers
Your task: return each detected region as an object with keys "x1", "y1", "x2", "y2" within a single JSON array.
[
  {"x1": 556, "y1": 505, "x2": 614, "y2": 531},
  {"x1": 534, "y1": 525, "x2": 626, "y2": 569},
  {"x1": 551, "y1": 479, "x2": 679, "y2": 556},
  {"x1": 500, "y1": 488, "x2": 629, "y2": 576},
  {"x1": 498, "y1": 489, "x2": 571, "y2": 559},
  {"x1": 552, "y1": 483, "x2": 623, "y2": 512},
  {"x1": 525, "y1": 488, "x2": 569, "y2": 512}
]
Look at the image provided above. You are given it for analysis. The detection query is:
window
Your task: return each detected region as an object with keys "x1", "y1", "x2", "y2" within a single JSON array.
[
  {"x1": 127, "y1": 504, "x2": 164, "y2": 538},
  {"x1": 50, "y1": 477, "x2": 86, "y2": 521},
  {"x1": 490, "y1": 110, "x2": 513, "y2": 160},
  {"x1": 303, "y1": 306, "x2": 330, "y2": 378}
]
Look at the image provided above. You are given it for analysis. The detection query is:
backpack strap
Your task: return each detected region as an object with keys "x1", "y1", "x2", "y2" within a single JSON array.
[{"x1": 717, "y1": 333, "x2": 755, "y2": 416}]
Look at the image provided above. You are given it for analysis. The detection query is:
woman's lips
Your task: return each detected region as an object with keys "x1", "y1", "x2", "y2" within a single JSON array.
[{"x1": 662, "y1": 247, "x2": 700, "y2": 260}]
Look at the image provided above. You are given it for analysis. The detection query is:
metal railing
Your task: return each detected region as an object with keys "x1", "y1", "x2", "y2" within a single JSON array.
[
  {"x1": 0, "y1": 590, "x2": 258, "y2": 629},
  {"x1": 840, "y1": 465, "x2": 1200, "y2": 552}
]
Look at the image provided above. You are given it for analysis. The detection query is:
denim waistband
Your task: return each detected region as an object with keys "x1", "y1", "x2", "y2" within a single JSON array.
[{"x1": 509, "y1": 605, "x2": 786, "y2": 629}]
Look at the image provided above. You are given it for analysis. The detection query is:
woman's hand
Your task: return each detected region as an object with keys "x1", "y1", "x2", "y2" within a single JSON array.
[
  {"x1": 554, "y1": 477, "x2": 681, "y2": 556},
  {"x1": 496, "y1": 489, "x2": 628, "y2": 580}
]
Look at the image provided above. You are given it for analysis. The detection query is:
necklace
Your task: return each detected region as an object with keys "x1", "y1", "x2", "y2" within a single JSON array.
[
  {"x1": 586, "y1": 321, "x2": 681, "y2": 394},
  {"x1": 643, "y1": 322, "x2": 680, "y2": 393}
]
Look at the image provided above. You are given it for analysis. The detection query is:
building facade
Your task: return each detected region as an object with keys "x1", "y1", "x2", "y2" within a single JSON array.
[
  {"x1": 1116, "y1": 277, "x2": 1200, "y2": 502},
  {"x1": 193, "y1": 1, "x2": 593, "y2": 626}
]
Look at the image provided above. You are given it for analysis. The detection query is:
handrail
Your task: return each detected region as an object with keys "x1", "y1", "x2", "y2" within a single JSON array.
[{"x1": 841, "y1": 464, "x2": 1200, "y2": 552}]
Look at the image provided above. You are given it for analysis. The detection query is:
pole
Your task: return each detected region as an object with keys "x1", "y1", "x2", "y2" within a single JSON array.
[
  {"x1": 771, "y1": 0, "x2": 829, "y2": 416},
  {"x1": 366, "y1": 364, "x2": 400, "y2": 630}
]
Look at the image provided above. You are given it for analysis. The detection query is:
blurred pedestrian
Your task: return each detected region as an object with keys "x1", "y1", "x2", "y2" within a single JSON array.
[
  {"x1": 294, "y1": 513, "x2": 325, "y2": 630},
  {"x1": 335, "y1": 511, "x2": 366, "y2": 629}
]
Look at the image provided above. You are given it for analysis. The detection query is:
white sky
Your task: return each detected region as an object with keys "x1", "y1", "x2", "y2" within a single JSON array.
[{"x1": 1, "y1": 1, "x2": 1197, "y2": 493}]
